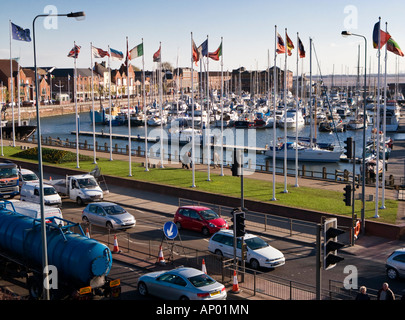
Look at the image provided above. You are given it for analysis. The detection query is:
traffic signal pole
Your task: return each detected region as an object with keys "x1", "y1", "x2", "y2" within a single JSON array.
[{"x1": 351, "y1": 141, "x2": 356, "y2": 246}]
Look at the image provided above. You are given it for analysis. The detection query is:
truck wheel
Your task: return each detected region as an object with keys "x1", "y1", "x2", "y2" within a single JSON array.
[{"x1": 76, "y1": 197, "x2": 84, "y2": 206}]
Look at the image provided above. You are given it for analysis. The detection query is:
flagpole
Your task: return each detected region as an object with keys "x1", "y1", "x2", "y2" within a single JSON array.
[
  {"x1": 295, "y1": 32, "x2": 299, "y2": 188},
  {"x1": 143, "y1": 38, "x2": 149, "y2": 172},
  {"x1": 108, "y1": 45, "x2": 113, "y2": 161},
  {"x1": 9, "y1": 20, "x2": 15, "y2": 147},
  {"x1": 159, "y1": 42, "x2": 164, "y2": 168},
  {"x1": 206, "y1": 35, "x2": 211, "y2": 182},
  {"x1": 220, "y1": 37, "x2": 224, "y2": 177},
  {"x1": 74, "y1": 41, "x2": 79, "y2": 168},
  {"x1": 283, "y1": 28, "x2": 288, "y2": 194},
  {"x1": 191, "y1": 32, "x2": 196, "y2": 188},
  {"x1": 375, "y1": 17, "x2": 381, "y2": 218},
  {"x1": 272, "y1": 25, "x2": 277, "y2": 201},
  {"x1": 381, "y1": 22, "x2": 388, "y2": 209},
  {"x1": 127, "y1": 36, "x2": 132, "y2": 177},
  {"x1": 90, "y1": 42, "x2": 97, "y2": 164}
]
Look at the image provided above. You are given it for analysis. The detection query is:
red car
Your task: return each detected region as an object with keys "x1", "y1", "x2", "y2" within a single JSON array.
[{"x1": 174, "y1": 206, "x2": 229, "y2": 236}]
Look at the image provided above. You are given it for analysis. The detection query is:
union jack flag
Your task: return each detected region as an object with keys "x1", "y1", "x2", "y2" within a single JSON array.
[{"x1": 67, "y1": 44, "x2": 81, "y2": 58}]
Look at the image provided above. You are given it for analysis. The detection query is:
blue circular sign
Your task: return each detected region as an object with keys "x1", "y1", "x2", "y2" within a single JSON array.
[{"x1": 163, "y1": 221, "x2": 178, "y2": 240}]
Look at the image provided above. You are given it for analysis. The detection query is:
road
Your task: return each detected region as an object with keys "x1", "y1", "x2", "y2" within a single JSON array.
[{"x1": 1, "y1": 169, "x2": 404, "y2": 300}]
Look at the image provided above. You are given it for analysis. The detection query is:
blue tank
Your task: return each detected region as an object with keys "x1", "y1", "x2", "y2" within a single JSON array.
[{"x1": 0, "y1": 204, "x2": 112, "y2": 287}]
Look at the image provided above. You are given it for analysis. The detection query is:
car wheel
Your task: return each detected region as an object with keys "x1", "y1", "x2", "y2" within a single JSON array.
[
  {"x1": 250, "y1": 259, "x2": 260, "y2": 270},
  {"x1": 106, "y1": 221, "x2": 114, "y2": 230},
  {"x1": 387, "y1": 267, "x2": 399, "y2": 280},
  {"x1": 214, "y1": 249, "x2": 223, "y2": 257},
  {"x1": 202, "y1": 227, "x2": 210, "y2": 237},
  {"x1": 76, "y1": 197, "x2": 84, "y2": 206},
  {"x1": 138, "y1": 281, "x2": 148, "y2": 296},
  {"x1": 179, "y1": 295, "x2": 189, "y2": 300},
  {"x1": 82, "y1": 216, "x2": 90, "y2": 224}
]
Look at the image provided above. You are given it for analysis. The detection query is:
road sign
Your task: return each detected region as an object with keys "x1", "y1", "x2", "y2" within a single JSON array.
[{"x1": 163, "y1": 221, "x2": 178, "y2": 240}]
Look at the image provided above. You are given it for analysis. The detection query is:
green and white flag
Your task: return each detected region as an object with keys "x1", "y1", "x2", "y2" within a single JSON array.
[{"x1": 129, "y1": 43, "x2": 143, "y2": 59}]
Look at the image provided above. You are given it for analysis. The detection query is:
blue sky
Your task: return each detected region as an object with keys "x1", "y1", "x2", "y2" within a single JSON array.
[{"x1": 2, "y1": 0, "x2": 405, "y2": 77}]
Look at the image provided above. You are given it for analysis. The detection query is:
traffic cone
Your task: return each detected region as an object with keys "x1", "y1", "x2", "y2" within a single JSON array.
[
  {"x1": 49, "y1": 176, "x2": 52, "y2": 181},
  {"x1": 112, "y1": 235, "x2": 121, "y2": 254},
  {"x1": 157, "y1": 245, "x2": 165, "y2": 265},
  {"x1": 85, "y1": 228, "x2": 90, "y2": 238},
  {"x1": 202, "y1": 259, "x2": 207, "y2": 274},
  {"x1": 232, "y1": 270, "x2": 240, "y2": 293}
]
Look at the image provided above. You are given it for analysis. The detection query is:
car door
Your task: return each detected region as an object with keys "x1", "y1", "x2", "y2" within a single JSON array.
[
  {"x1": 393, "y1": 253, "x2": 405, "y2": 276},
  {"x1": 177, "y1": 208, "x2": 191, "y2": 230},
  {"x1": 220, "y1": 234, "x2": 235, "y2": 258},
  {"x1": 189, "y1": 209, "x2": 204, "y2": 232},
  {"x1": 153, "y1": 273, "x2": 187, "y2": 300}
]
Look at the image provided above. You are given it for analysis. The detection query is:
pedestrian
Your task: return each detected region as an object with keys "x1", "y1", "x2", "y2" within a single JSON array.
[
  {"x1": 213, "y1": 151, "x2": 220, "y2": 169},
  {"x1": 355, "y1": 286, "x2": 370, "y2": 300},
  {"x1": 182, "y1": 151, "x2": 189, "y2": 170},
  {"x1": 377, "y1": 282, "x2": 395, "y2": 300},
  {"x1": 188, "y1": 151, "x2": 192, "y2": 169}
]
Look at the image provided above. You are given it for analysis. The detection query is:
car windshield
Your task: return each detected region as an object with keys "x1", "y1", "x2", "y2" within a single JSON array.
[
  {"x1": 103, "y1": 205, "x2": 126, "y2": 215},
  {"x1": 77, "y1": 177, "x2": 98, "y2": 188},
  {"x1": 199, "y1": 209, "x2": 219, "y2": 221},
  {"x1": 245, "y1": 236, "x2": 269, "y2": 250},
  {"x1": 188, "y1": 273, "x2": 216, "y2": 288},
  {"x1": 44, "y1": 187, "x2": 57, "y2": 195},
  {"x1": 23, "y1": 174, "x2": 38, "y2": 181}
]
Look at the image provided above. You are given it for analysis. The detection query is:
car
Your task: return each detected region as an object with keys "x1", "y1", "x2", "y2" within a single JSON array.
[
  {"x1": 386, "y1": 248, "x2": 405, "y2": 280},
  {"x1": 208, "y1": 230, "x2": 285, "y2": 270},
  {"x1": 18, "y1": 168, "x2": 39, "y2": 187},
  {"x1": 137, "y1": 267, "x2": 227, "y2": 300},
  {"x1": 173, "y1": 206, "x2": 228, "y2": 236},
  {"x1": 81, "y1": 202, "x2": 136, "y2": 229}
]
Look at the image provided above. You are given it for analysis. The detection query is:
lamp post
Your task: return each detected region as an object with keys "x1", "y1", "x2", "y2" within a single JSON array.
[
  {"x1": 33, "y1": 10, "x2": 85, "y2": 300},
  {"x1": 341, "y1": 31, "x2": 367, "y2": 234}
]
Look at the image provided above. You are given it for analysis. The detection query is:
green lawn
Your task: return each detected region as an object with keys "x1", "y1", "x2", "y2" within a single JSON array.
[{"x1": 2, "y1": 146, "x2": 398, "y2": 224}]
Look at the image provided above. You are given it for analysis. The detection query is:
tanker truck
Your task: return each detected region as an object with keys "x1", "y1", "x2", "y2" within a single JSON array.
[{"x1": 0, "y1": 200, "x2": 120, "y2": 300}]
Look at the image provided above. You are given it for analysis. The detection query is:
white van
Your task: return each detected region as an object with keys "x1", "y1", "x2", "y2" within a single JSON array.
[
  {"x1": 20, "y1": 182, "x2": 62, "y2": 208},
  {"x1": 208, "y1": 230, "x2": 285, "y2": 269},
  {"x1": 5, "y1": 200, "x2": 64, "y2": 225},
  {"x1": 18, "y1": 168, "x2": 39, "y2": 187}
]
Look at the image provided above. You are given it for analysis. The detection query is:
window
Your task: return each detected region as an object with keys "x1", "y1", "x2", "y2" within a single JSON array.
[
  {"x1": 188, "y1": 274, "x2": 216, "y2": 288},
  {"x1": 88, "y1": 205, "x2": 97, "y2": 214},
  {"x1": 189, "y1": 210, "x2": 201, "y2": 220},
  {"x1": 178, "y1": 209, "x2": 190, "y2": 217},
  {"x1": 393, "y1": 254, "x2": 405, "y2": 263},
  {"x1": 199, "y1": 209, "x2": 219, "y2": 221}
]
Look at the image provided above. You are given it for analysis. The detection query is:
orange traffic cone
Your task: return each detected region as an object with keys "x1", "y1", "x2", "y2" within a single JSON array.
[
  {"x1": 85, "y1": 228, "x2": 90, "y2": 238},
  {"x1": 49, "y1": 176, "x2": 52, "y2": 181},
  {"x1": 112, "y1": 235, "x2": 121, "y2": 254},
  {"x1": 157, "y1": 245, "x2": 165, "y2": 265},
  {"x1": 202, "y1": 258, "x2": 207, "y2": 274},
  {"x1": 232, "y1": 270, "x2": 240, "y2": 293}
]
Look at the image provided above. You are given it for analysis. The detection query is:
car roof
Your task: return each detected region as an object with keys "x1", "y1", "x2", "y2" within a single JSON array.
[
  {"x1": 166, "y1": 267, "x2": 205, "y2": 278},
  {"x1": 89, "y1": 202, "x2": 119, "y2": 207},
  {"x1": 393, "y1": 248, "x2": 405, "y2": 254},
  {"x1": 179, "y1": 205, "x2": 211, "y2": 211},
  {"x1": 20, "y1": 168, "x2": 35, "y2": 174},
  {"x1": 213, "y1": 229, "x2": 257, "y2": 240}
]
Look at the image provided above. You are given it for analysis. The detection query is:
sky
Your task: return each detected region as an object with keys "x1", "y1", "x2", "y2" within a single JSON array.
[{"x1": 1, "y1": 0, "x2": 405, "y2": 78}]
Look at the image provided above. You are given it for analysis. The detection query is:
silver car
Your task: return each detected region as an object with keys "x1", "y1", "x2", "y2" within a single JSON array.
[
  {"x1": 386, "y1": 248, "x2": 405, "y2": 280},
  {"x1": 82, "y1": 202, "x2": 136, "y2": 229},
  {"x1": 137, "y1": 267, "x2": 227, "y2": 300}
]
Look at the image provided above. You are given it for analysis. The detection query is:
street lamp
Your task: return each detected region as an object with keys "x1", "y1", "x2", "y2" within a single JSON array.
[
  {"x1": 33, "y1": 10, "x2": 85, "y2": 300},
  {"x1": 341, "y1": 30, "x2": 367, "y2": 235}
]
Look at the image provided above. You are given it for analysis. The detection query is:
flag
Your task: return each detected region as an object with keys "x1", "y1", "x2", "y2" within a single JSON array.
[
  {"x1": 372, "y1": 21, "x2": 391, "y2": 49},
  {"x1": 386, "y1": 36, "x2": 404, "y2": 57},
  {"x1": 11, "y1": 22, "x2": 31, "y2": 42},
  {"x1": 67, "y1": 44, "x2": 81, "y2": 58},
  {"x1": 92, "y1": 46, "x2": 109, "y2": 58},
  {"x1": 198, "y1": 39, "x2": 208, "y2": 57},
  {"x1": 192, "y1": 39, "x2": 200, "y2": 65},
  {"x1": 208, "y1": 42, "x2": 222, "y2": 61},
  {"x1": 110, "y1": 48, "x2": 124, "y2": 61},
  {"x1": 276, "y1": 33, "x2": 285, "y2": 54},
  {"x1": 153, "y1": 46, "x2": 161, "y2": 62},
  {"x1": 298, "y1": 37, "x2": 305, "y2": 58},
  {"x1": 129, "y1": 43, "x2": 143, "y2": 59},
  {"x1": 286, "y1": 32, "x2": 294, "y2": 56}
]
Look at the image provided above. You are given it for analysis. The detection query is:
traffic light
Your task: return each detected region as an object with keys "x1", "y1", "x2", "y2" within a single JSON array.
[
  {"x1": 323, "y1": 218, "x2": 345, "y2": 270},
  {"x1": 231, "y1": 149, "x2": 241, "y2": 176},
  {"x1": 231, "y1": 208, "x2": 246, "y2": 237},
  {"x1": 344, "y1": 137, "x2": 353, "y2": 159},
  {"x1": 343, "y1": 184, "x2": 352, "y2": 206}
]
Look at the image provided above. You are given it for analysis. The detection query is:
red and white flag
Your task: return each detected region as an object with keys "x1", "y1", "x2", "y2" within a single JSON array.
[{"x1": 92, "y1": 45, "x2": 109, "y2": 58}]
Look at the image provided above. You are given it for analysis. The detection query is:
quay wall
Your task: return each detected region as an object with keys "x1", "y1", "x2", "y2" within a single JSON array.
[{"x1": 12, "y1": 159, "x2": 405, "y2": 241}]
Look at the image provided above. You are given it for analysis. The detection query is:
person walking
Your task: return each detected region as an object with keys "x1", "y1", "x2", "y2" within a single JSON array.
[
  {"x1": 377, "y1": 282, "x2": 395, "y2": 300},
  {"x1": 355, "y1": 286, "x2": 370, "y2": 300}
]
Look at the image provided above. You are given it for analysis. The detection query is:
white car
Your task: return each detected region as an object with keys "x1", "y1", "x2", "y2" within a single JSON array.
[
  {"x1": 18, "y1": 168, "x2": 39, "y2": 187},
  {"x1": 386, "y1": 248, "x2": 405, "y2": 280},
  {"x1": 208, "y1": 230, "x2": 285, "y2": 269}
]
